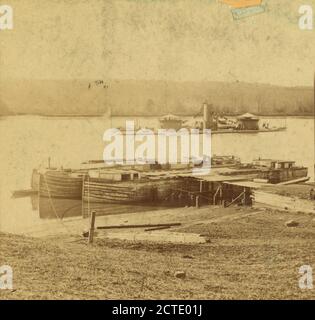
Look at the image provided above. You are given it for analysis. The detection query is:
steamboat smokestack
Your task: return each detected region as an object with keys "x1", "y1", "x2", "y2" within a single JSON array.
[{"x1": 203, "y1": 102, "x2": 210, "y2": 129}]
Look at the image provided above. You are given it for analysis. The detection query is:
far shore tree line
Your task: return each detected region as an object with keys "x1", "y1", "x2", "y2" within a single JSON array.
[{"x1": 0, "y1": 80, "x2": 313, "y2": 116}]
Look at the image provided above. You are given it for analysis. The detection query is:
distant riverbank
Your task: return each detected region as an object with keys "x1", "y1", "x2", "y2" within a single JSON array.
[{"x1": 0, "y1": 113, "x2": 314, "y2": 118}]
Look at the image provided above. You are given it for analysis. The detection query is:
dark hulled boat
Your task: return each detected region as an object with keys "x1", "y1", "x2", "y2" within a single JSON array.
[
  {"x1": 253, "y1": 159, "x2": 308, "y2": 184},
  {"x1": 82, "y1": 172, "x2": 182, "y2": 204},
  {"x1": 37, "y1": 170, "x2": 84, "y2": 199}
]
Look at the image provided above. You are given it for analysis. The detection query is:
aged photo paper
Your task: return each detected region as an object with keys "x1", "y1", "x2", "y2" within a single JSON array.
[{"x1": 0, "y1": 0, "x2": 314, "y2": 300}]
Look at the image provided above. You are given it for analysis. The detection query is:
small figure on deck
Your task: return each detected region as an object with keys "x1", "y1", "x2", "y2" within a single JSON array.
[
  {"x1": 310, "y1": 188, "x2": 314, "y2": 200},
  {"x1": 262, "y1": 122, "x2": 270, "y2": 130}
]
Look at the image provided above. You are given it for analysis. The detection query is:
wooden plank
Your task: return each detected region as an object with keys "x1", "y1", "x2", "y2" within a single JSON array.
[
  {"x1": 43, "y1": 173, "x2": 83, "y2": 182},
  {"x1": 97, "y1": 222, "x2": 181, "y2": 230},
  {"x1": 84, "y1": 181, "x2": 134, "y2": 189},
  {"x1": 41, "y1": 179, "x2": 83, "y2": 186},
  {"x1": 84, "y1": 193, "x2": 136, "y2": 200},
  {"x1": 82, "y1": 196, "x2": 143, "y2": 203},
  {"x1": 12, "y1": 189, "x2": 38, "y2": 198},
  {"x1": 40, "y1": 184, "x2": 82, "y2": 191},
  {"x1": 144, "y1": 226, "x2": 171, "y2": 232},
  {"x1": 226, "y1": 191, "x2": 245, "y2": 207},
  {"x1": 83, "y1": 184, "x2": 136, "y2": 194},
  {"x1": 276, "y1": 177, "x2": 310, "y2": 185}
]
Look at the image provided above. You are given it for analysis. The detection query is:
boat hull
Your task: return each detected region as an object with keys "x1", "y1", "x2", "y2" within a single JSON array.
[
  {"x1": 83, "y1": 177, "x2": 183, "y2": 204},
  {"x1": 38, "y1": 171, "x2": 83, "y2": 199},
  {"x1": 258, "y1": 167, "x2": 308, "y2": 184}
]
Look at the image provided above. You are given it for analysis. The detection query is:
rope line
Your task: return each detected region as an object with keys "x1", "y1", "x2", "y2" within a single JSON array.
[{"x1": 42, "y1": 173, "x2": 72, "y2": 233}]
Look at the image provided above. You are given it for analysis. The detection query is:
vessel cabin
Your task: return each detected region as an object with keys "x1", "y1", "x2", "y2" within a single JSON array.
[
  {"x1": 159, "y1": 114, "x2": 184, "y2": 130},
  {"x1": 88, "y1": 169, "x2": 140, "y2": 181},
  {"x1": 253, "y1": 159, "x2": 307, "y2": 184},
  {"x1": 237, "y1": 113, "x2": 259, "y2": 130},
  {"x1": 253, "y1": 159, "x2": 295, "y2": 169}
]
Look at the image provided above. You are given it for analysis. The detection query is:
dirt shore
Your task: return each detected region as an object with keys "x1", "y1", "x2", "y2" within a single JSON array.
[{"x1": 1, "y1": 206, "x2": 315, "y2": 299}]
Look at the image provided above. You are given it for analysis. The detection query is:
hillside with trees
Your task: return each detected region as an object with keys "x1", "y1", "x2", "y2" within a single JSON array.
[{"x1": 0, "y1": 79, "x2": 313, "y2": 116}]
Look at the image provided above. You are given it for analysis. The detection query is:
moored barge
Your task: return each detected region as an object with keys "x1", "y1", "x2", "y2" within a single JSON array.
[
  {"x1": 82, "y1": 169, "x2": 183, "y2": 204},
  {"x1": 31, "y1": 156, "x2": 308, "y2": 205},
  {"x1": 35, "y1": 169, "x2": 85, "y2": 199},
  {"x1": 253, "y1": 159, "x2": 308, "y2": 184}
]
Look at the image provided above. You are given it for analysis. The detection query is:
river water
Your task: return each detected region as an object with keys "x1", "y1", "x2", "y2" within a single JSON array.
[{"x1": 0, "y1": 115, "x2": 313, "y2": 234}]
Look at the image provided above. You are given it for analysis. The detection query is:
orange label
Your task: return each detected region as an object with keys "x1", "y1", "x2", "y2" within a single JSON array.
[{"x1": 220, "y1": 0, "x2": 262, "y2": 8}]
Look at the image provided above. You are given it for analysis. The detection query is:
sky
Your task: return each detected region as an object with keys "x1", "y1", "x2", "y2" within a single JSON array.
[{"x1": 0, "y1": 0, "x2": 315, "y2": 86}]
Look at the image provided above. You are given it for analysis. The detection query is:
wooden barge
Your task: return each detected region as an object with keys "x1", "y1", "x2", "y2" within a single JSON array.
[
  {"x1": 31, "y1": 157, "x2": 308, "y2": 207},
  {"x1": 253, "y1": 159, "x2": 308, "y2": 184},
  {"x1": 82, "y1": 170, "x2": 183, "y2": 204}
]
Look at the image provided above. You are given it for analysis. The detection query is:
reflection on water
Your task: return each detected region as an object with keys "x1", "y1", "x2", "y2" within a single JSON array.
[
  {"x1": 36, "y1": 196, "x2": 173, "y2": 220},
  {"x1": 38, "y1": 197, "x2": 82, "y2": 219}
]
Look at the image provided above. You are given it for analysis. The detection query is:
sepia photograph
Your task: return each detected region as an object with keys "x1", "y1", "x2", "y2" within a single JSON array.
[{"x1": 0, "y1": 0, "x2": 314, "y2": 305}]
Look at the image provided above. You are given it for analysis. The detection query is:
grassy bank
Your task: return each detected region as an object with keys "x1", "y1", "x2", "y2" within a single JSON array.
[{"x1": 1, "y1": 207, "x2": 315, "y2": 300}]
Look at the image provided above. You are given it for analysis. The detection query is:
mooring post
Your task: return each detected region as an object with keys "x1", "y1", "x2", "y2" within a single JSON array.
[
  {"x1": 88, "y1": 211, "x2": 96, "y2": 244},
  {"x1": 243, "y1": 187, "x2": 246, "y2": 206},
  {"x1": 82, "y1": 175, "x2": 85, "y2": 218},
  {"x1": 196, "y1": 196, "x2": 200, "y2": 208}
]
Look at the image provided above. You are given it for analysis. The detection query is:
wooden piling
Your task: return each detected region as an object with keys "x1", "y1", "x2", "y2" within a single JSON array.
[
  {"x1": 82, "y1": 175, "x2": 85, "y2": 218},
  {"x1": 190, "y1": 194, "x2": 194, "y2": 207},
  {"x1": 243, "y1": 187, "x2": 246, "y2": 206},
  {"x1": 196, "y1": 196, "x2": 200, "y2": 208},
  {"x1": 88, "y1": 211, "x2": 96, "y2": 244}
]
